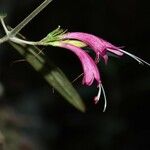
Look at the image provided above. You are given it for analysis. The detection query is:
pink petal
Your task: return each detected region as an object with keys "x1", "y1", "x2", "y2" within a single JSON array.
[
  {"x1": 58, "y1": 42, "x2": 101, "y2": 86},
  {"x1": 107, "y1": 48, "x2": 124, "y2": 56},
  {"x1": 61, "y1": 32, "x2": 123, "y2": 62}
]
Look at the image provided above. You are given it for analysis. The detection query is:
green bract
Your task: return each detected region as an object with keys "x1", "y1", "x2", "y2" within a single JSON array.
[{"x1": 41, "y1": 26, "x2": 67, "y2": 43}]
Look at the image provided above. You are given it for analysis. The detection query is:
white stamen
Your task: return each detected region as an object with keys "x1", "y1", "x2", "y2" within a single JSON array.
[
  {"x1": 94, "y1": 83, "x2": 102, "y2": 104},
  {"x1": 118, "y1": 49, "x2": 150, "y2": 66},
  {"x1": 101, "y1": 84, "x2": 107, "y2": 112},
  {"x1": 94, "y1": 83, "x2": 107, "y2": 112}
]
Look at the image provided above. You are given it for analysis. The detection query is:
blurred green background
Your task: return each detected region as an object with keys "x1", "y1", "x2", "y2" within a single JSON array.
[{"x1": 0, "y1": 0, "x2": 150, "y2": 150}]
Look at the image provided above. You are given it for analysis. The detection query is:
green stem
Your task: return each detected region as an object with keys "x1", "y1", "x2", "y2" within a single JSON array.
[
  {"x1": 10, "y1": 37, "x2": 40, "y2": 45},
  {"x1": 0, "y1": 0, "x2": 53, "y2": 44},
  {"x1": 10, "y1": 0, "x2": 53, "y2": 36},
  {"x1": 0, "y1": 36, "x2": 9, "y2": 44},
  {"x1": 0, "y1": 18, "x2": 9, "y2": 34}
]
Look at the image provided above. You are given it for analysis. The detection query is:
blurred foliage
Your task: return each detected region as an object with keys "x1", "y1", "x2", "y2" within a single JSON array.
[{"x1": 9, "y1": 39, "x2": 85, "y2": 112}]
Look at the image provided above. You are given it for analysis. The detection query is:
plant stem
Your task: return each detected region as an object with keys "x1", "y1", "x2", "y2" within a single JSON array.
[
  {"x1": 0, "y1": 0, "x2": 53, "y2": 44},
  {"x1": 10, "y1": 37, "x2": 38, "y2": 45},
  {"x1": 0, "y1": 18, "x2": 9, "y2": 35},
  {"x1": 10, "y1": 0, "x2": 53, "y2": 36},
  {"x1": 0, "y1": 36, "x2": 9, "y2": 44}
]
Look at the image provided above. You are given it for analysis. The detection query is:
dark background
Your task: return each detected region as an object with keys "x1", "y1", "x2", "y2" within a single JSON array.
[{"x1": 0, "y1": 0, "x2": 150, "y2": 150}]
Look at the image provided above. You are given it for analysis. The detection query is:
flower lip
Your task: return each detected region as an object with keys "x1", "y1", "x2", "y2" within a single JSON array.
[
  {"x1": 61, "y1": 32, "x2": 124, "y2": 63},
  {"x1": 61, "y1": 32, "x2": 150, "y2": 66},
  {"x1": 50, "y1": 40, "x2": 106, "y2": 108},
  {"x1": 55, "y1": 42, "x2": 101, "y2": 86}
]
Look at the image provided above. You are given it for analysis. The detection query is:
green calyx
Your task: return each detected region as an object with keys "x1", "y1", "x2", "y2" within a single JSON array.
[
  {"x1": 40, "y1": 26, "x2": 87, "y2": 48},
  {"x1": 40, "y1": 26, "x2": 67, "y2": 43},
  {"x1": 44, "y1": 40, "x2": 87, "y2": 48},
  {"x1": 62, "y1": 40, "x2": 87, "y2": 47}
]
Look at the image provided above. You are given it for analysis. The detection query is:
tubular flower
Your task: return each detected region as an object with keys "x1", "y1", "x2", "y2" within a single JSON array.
[
  {"x1": 51, "y1": 41, "x2": 100, "y2": 85},
  {"x1": 40, "y1": 27, "x2": 149, "y2": 111},
  {"x1": 60, "y1": 32, "x2": 150, "y2": 66},
  {"x1": 50, "y1": 41, "x2": 107, "y2": 111}
]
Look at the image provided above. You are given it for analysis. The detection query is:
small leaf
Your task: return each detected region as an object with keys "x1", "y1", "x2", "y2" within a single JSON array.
[{"x1": 9, "y1": 35, "x2": 86, "y2": 112}]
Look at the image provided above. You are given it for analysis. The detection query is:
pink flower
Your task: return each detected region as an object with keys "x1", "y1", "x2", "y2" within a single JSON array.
[
  {"x1": 60, "y1": 43, "x2": 100, "y2": 86},
  {"x1": 51, "y1": 41, "x2": 107, "y2": 111},
  {"x1": 60, "y1": 32, "x2": 123, "y2": 63},
  {"x1": 60, "y1": 32, "x2": 150, "y2": 66},
  {"x1": 42, "y1": 28, "x2": 150, "y2": 111}
]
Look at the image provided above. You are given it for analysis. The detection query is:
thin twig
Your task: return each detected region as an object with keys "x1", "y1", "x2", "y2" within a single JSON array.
[
  {"x1": 10, "y1": 0, "x2": 53, "y2": 36},
  {"x1": 0, "y1": 0, "x2": 53, "y2": 44}
]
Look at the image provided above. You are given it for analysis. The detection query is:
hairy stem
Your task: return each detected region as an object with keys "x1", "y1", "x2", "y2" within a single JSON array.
[
  {"x1": 10, "y1": 0, "x2": 53, "y2": 36},
  {"x1": 10, "y1": 37, "x2": 40, "y2": 45},
  {"x1": 0, "y1": 0, "x2": 53, "y2": 44}
]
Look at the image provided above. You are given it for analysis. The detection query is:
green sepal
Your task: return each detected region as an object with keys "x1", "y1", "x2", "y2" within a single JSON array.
[
  {"x1": 41, "y1": 26, "x2": 67, "y2": 43},
  {"x1": 41, "y1": 40, "x2": 87, "y2": 48},
  {"x1": 62, "y1": 40, "x2": 87, "y2": 47}
]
